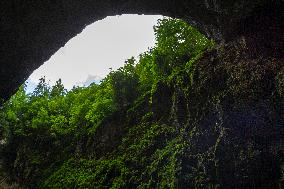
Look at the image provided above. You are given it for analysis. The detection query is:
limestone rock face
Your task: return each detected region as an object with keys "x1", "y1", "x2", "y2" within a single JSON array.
[{"x1": 0, "y1": 0, "x2": 283, "y2": 101}]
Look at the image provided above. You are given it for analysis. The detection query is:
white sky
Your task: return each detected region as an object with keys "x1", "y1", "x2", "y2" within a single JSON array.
[{"x1": 27, "y1": 14, "x2": 162, "y2": 91}]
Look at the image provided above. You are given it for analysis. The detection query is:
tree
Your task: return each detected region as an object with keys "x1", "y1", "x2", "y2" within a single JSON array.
[
  {"x1": 50, "y1": 79, "x2": 66, "y2": 98},
  {"x1": 110, "y1": 57, "x2": 139, "y2": 108},
  {"x1": 32, "y1": 77, "x2": 50, "y2": 98}
]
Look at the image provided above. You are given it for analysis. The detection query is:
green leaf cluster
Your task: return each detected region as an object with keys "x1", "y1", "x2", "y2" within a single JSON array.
[{"x1": 0, "y1": 17, "x2": 214, "y2": 188}]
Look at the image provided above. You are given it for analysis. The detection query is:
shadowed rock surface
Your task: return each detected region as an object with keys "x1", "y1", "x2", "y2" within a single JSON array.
[
  {"x1": 0, "y1": 0, "x2": 284, "y2": 101},
  {"x1": 0, "y1": 1, "x2": 283, "y2": 189},
  {"x1": 1, "y1": 35, "x2": 283, "y2": 189}
]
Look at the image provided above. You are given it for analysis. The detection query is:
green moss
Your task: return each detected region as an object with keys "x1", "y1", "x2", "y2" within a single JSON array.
[
  {"x1": 42, "y1": 158, "x2": 129, "y2": 189},
  {"x1": 1, "y1": 17, "x2": 283, "y2": 189}
]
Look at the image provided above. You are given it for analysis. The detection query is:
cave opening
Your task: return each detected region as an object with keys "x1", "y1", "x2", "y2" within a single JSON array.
[{"x1": 0, "y1": 1, "x2": 283, "y2": 188}]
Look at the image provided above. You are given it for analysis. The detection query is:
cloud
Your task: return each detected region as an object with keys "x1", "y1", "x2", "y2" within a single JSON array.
[{"x1": 75, "y1": 75, "x2": 103, "y2": 87}]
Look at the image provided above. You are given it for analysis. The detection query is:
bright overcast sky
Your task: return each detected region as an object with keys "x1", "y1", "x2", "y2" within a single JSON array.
[{"x1": 26, "y1": 14, "x2": 162, "y2": 91}]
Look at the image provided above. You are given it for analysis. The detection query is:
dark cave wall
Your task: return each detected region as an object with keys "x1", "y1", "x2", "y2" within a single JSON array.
[
  {"x1": 0, "y1": 1, "x2": 283, "y2": 188},
  {"x1": 0, "y1": 0, "x2": 283, "y2": 101}
]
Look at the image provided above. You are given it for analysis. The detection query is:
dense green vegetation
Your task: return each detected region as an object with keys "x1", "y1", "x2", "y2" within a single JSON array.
[{"x1": 1, "y1": 18, "x2": 283, "y2": 189}]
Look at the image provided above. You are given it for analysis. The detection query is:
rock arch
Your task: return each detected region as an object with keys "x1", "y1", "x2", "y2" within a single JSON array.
[{"x1": 0, "y1": 0, "x2": 283, "y2": 101}]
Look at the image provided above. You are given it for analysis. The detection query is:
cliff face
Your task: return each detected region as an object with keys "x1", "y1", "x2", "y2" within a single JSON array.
[
  {"x1": 1, "y1": 36, "x2": 282, "y2": 188},
  {"x1": 40, "y1": 41, "x2": 282, "y2": 189},
  {"x1": 0, "y1": 1, "x2": 283, "y2": 188},
  {"x1": 175, "y1": 42, "x2": 284, "y2": 188},
  {"x1": 0, "y1": 0, "x2": 283, "y2": 101}
]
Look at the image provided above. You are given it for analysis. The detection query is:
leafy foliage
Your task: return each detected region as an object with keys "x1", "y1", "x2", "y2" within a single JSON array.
[
  {"x1": 2, "y1": 17, "x2": 280, "y2": 189},
  {"x1": 0, "y1": 17, "x2": 213, "y2": 188}
]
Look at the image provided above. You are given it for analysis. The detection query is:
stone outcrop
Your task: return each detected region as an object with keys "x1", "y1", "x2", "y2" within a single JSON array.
[{"x1": 0, "y1": 0, "x2": 283, "y2": 101}]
